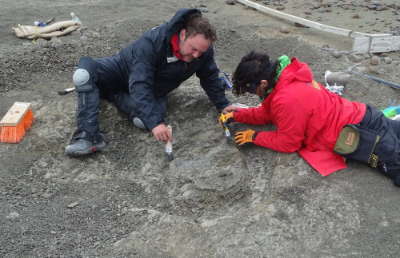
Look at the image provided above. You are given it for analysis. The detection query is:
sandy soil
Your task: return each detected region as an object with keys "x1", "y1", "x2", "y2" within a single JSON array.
[{"x1": 1, "y1": 0, "x2": 400, "y2": 257}]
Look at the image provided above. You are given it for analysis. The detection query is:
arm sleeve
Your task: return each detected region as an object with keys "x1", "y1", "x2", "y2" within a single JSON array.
[
  {"x1": 253, "y1": 97, "x2": 309, "y2": 153},
  {"x1": 196, "y1": 46, "x2": 231, "y2": 112},
  {"x1": 128, "y1": 37, "x2": 163, "y2": 130},
  {"x1": 233, "y1": 106, "x2": 272, "y2": 125}
]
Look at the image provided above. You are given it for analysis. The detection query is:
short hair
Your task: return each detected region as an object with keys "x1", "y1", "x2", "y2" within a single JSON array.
[
  {"x1": 183, "y1": 13, "x2": 217, "y2": 42},
  {"x1": 232, "y1": 51, "x2": 281, "y2": 97}
]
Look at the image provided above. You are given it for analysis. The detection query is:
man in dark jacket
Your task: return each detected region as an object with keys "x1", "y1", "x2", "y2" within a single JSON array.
[{"x1": 66, "y1": 8, "x2": 236, "y2": 156}]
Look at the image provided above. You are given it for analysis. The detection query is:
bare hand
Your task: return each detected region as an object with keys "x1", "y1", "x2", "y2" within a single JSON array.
[
  {"x1": 152, "y1": 124, "x2": 173, "y2": 143},
  {"x1": 221, "y1": 105, "x2": 237, "y2": 114}
]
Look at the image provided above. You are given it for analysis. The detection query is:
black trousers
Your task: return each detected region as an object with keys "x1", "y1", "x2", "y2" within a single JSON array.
[
  {"x1": 360, "y1": 105, "x2": 400, "y2": 185},
  {"x1": 76, "y1": 56, "x2": 168, "y2": 134}
]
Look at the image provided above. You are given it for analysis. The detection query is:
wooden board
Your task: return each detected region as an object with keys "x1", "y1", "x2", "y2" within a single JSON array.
[
  {"x1": 236, "y1": 0, "x2": 395, "y2": 53},
  {"x1": 0, "y1": 102, "x2": 32, "y2": 126}
]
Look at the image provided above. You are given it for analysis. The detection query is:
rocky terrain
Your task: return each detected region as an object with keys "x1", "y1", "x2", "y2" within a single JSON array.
[{"x1": 1, "y1": 0, "x2": 400, "y2": 257}]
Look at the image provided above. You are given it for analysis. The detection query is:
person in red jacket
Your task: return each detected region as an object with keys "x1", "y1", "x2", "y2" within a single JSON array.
[{"x1": 221, "y1": 51, "x2": 400, "y2": 187}]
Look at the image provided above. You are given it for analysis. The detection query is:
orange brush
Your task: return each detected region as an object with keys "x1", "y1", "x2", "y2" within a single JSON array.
[{"x1": 0, "y1": 102, "x2": 34, "y2": 143}]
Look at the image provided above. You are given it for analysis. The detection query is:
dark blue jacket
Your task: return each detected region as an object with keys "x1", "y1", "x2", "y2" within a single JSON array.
[{"x1": 117, "y1": 8, "x2": 230, "y2": 130}]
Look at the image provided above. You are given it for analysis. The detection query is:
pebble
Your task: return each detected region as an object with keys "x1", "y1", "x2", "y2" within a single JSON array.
[
  {"x1": 353, "y1": 14, "x2": 360, "y2": 19},
  {"x1": 348, "y1": 54, "x2": 362, "y2": 63},
  {"x1": 333, "y1": 50, "x2": 342, "y2": 58},
  {"x1": 297, "y1": 37, "x2": 303, "y2": 42},
  {"x1": 370, "y1": 56, "x2": 380, "y2": 65},
  {"x1": 280, "y1": 27, "x2": 290, "y2": 34},
  {"x1": 80, "y1": 36, "x2": 88, "y2": 41},
  {"x1": 67, "y1": 201, "x2": 80, "y2": 208},
  {"x1": 392, "y1": 60, "x2": 399, "y2": 66},
  {"x1": 305, "y1": 10, "x2": 312, "y2": 15},
  {"x1": 363, "y1": 53, "x2": 371, "y2": 59},
  {"x1": 261, "y1": 1, "x2": 270, "y2": 5},
  {"x1": 326, "y1": 8, "x2": 332, "y2": 12},
  {"x1": 341, "y1": 51, "x2": 350, "y2": 55},
  {"x1": 318, "y1": 17, "x2": 322, "y2": 21},
  {"x1": 322, "y1": 43, "x2": 330, "y2": 48},
  {"x1": 384, "y1": 57, "x2": 392, "y2": 64},
  {"x1": 277, "y1": 6, "x2": 285, "y2": 10}
]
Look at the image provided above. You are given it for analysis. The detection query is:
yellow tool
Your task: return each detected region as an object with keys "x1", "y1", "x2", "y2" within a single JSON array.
[{"x1": 220, "y1": 113, "x2": 234, "y2": 143}]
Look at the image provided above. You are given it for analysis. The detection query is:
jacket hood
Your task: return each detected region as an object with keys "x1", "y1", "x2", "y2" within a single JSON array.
[
  {"x1": 277, "y1": 57, "x2": 313, "y2": 86},
  {"x1": 166, "y1": 8, "x2": 202, "y2": 39}
]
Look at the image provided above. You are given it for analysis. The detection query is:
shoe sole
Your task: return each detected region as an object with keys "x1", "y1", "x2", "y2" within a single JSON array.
[{"x1": 65, "y1": 142, "x2": 106, "y2": 156}]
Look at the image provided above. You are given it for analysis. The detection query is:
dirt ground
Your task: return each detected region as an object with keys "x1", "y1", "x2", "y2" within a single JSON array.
[{"x1": 1, "y1": 0, "x2": 400, "y2": 257}]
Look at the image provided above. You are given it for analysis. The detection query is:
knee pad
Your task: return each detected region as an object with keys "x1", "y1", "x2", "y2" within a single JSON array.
[
  {"x1": 73, "y1": 56, "x2": 98, "y2": 93},
  {"x1": 133, "y1": 117, "x2": 147, "y2": 130}
]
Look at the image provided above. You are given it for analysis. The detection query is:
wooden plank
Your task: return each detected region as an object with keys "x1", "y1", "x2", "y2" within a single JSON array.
[
  {"x1": 236, "y1": 0, "x2": 371, "y2": 38},
  {"x1": 353, "y1": 37, "x2": 370, "y2": 53},
  {"x1": 369, "y1": 34, "x2": 392, "y2": 53},
  {"x1": 391, "y1": 36, "x2": 400, "y2": 51},
  {"x1": 0, "y1": 102, "x2": 32, "y2": 126}
]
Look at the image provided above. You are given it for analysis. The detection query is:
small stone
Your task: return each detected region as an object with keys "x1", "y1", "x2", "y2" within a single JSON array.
[
  {"x1": 305, "y1": 10, "x2": 312, "y2": 15},
  {"x1": 297, "y1": 37, "x2": 303, "y2": 42},
  {"x1": 363, "y1": 53, "x2": 371, "y2": 59},
  {"x1": 321, "y1": 1, "x2": 331, "y2": 7},
  {"x1": 277, "y1": 6, "x2": 285, "y2": 10},
  {"x1": 380, "y1": 53, "x2": 388, "y2": 57},
  {"x1": 333, "y1": 50, "x2": 342, "y2": 58},
  {"x1": 280, "y1": 27, "x2": 290, "y2": 34},
  {"x1": 226, "y1": 0, "x2": 235, "y2": 5},
  {"x1": 392, "y1": 60, "x2": 399, "y2": 66},
  {"x1": 80, "y1": 36, "x2": 88, "y2": 41},
  {"x1": 295, "y1": 22, "x2": 306, "y2": 27},
  {"x1": 348, "y1": 54, "x2": 362, "y2": 62},
  {"x1": 322, "y1": 43, "x2": 330, "y2": 48},
  {"x1": 352, "y1": 14, "x2": 360, "y2": 18},
  {"x1": 318, "y1": 17, "x2": 322, "y2": 21},
  {"x1": 384, "y1": 57, "x2": 392, "y2": 64},
  {"x1": 341, "y1": 51, "x2": 350, "y2": 55},
  {"x1": 67, "y1": 202, "x2": 80, "y2": 208},
  {"x1": 370, "y1": 56, "x2": 380, "y2": 65},
  {"x1": 326, "y1": 8, "x2": 332, "y2": 12}
]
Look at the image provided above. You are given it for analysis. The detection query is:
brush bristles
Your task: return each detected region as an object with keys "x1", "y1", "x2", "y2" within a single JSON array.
[{"x1": 0, "y1": 109, "x2": 34, "y2": 143}]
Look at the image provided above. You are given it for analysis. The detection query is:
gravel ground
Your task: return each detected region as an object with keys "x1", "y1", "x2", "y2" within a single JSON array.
[{"x1": 1, "y1": 0, "x2": 400, "y2": 257}]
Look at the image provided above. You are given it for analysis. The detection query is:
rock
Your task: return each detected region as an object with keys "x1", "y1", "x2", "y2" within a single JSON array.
[
  {"x1": 352, "y1": 14, "x2": 360, "y2": 19},
  {"x1": 277, "y1": 6, "x2": 285, "y2": 11},
  {"x1": 297, "y1": 37, "x2": 303, "y2": 42},
  {"x1": 332, "y1": 50, "x2": 342, "y2": 58},
  {"x1": 279, "y1": 27, "x2": 289, "y2": 34},
  {"x1": 322, "y1": 43, "x2": 330, "y2": 48},
  {"x1": 274, "y1": 1, "x2": 281, "y2": 6},
  {"x1": 370, "y1": 56, "x2": 380, "y2": 65},
  {"x1": 380, "y1": 53, "x2": 388, "y2": 57},
  {"x1": 326, "y1": 8, "x2": 332, "y2": 12},
  {"x1": 80, "y1": 36, "x2": 88, "y2": 41},
  {"x1": 67, "y1": 201, "x2": 80, "y2": 208},
  {"x1": 305, "y1": 10, "x2": 312, "y2": 15},
  {"x1": 321, "y1": 1, "x2": 331, "y2": 7},
  {"x1": 363, "y1": 53, "x2": 371, "y2": 59},
  {"x1": 384, "y1": 57, "x2": 392, "y2": 64},
  {"x1": 325, "y1": 71, "x2": 351, "y2": 86},
  {"x1": 226, "y1": 0, "x2": 235, "y2": 4},
  {"x1": 369, "y1": 5, "x2": 377, "y2": 10},
  {"x1": 295, "y1": 22, "x2": 306, "y2": 27},
  {"x1": 341, "y1": 51, "x2": 350, "y2": 55},
  {"x1": 319, "y1": 9, "x2": 325, "y2": 13},
  {"x1": 318, "y1": 17, "x2": 322, "y2": 21},
  {"x1": 348, "y1": 54, "x2": 362, "y2": 63},
  {"x1": 262, "y1": 1, "x2": 270, "y2": 5},
  {"x1": 392, "y1": 60, "x2": 399, "y2": 66}
]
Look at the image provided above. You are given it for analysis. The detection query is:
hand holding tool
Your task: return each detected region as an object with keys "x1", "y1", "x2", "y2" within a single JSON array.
[
  {"x1": 165, "y1": 125, "x2": 174, "y2": 161},
  {"x1": 220, "y1": 113, "x2": 234, "y2": 143}
]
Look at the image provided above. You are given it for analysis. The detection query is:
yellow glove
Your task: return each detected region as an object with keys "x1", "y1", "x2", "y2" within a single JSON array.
[
  {"x1": 219, "y1": 112, "x2": 234, "y2": 128},
  {"x1": 235, "y1": 129, "x2": 256, "y2": 146}
]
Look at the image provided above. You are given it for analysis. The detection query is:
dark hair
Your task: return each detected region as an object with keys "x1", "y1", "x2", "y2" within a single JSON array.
[
  {"x1": 232, "y1": 51, "x2": 281, "y2": 97},
  {"x1": 183, "y1": 13, "x2": 217, "y2": 42}
]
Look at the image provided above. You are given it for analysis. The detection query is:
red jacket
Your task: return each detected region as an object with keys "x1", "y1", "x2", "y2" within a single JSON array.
[{"x1": 234, "y1": 58, "x2": 366, "y2": 176}]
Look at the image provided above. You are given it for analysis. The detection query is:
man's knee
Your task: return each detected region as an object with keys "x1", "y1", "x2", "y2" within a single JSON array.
[{"x1": 73, "y1": 56, "x2": 98, "y2": 93}]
